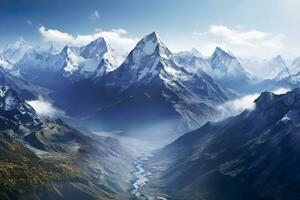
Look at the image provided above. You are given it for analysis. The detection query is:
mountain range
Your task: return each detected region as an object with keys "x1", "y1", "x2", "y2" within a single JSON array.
[
  {"x1": 0, "y1": 32, "x2": 238, "y2": 141},
  {"x1": 2, "y1": 32, "x2": 300, "y2": 139},
  {"x1": 2, "y1": 31, "x2": 300, "y2": 200}
]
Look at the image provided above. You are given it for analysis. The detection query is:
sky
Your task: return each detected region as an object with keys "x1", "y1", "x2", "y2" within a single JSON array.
[{"x1": 1, "y1": 0, "x2": 300, "y2": 59}]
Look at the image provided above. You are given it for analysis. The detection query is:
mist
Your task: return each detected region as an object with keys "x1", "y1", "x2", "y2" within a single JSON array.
[
  {"x1": 27, "y1": 97, "x2": 65, "y2": 118},
  {"x1": 216, "y1": 87, "x2": 290, "y2": 120}
]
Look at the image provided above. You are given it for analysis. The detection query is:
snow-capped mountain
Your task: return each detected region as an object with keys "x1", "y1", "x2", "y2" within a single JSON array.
[
  {"x1": 268, "y1": 55, "x2": 290, "y2": 79},
  {"x1": 58, "y1": 37, "x2": 121, "y2": 79},
  {"x1": 15, "y1": 37, "x2": 121, "y2": 82},
  {"x1": 274, "y1": 67, "x2": 290, "y2": 81},
  {"x1": 15, "y1": 48, "x2": 56, "y2": 71},
  {"x1": 1, "y1": 37, "x2": 32, "y2": 64},
  {"x1": 172, "y1": 48, "x2": 210, "y2": 76},
  {"x1": 290, "y1": 57, "x2": 300, "y2": 74},
  {"x1": 240, "y1": 55, "x2": 289, "y2": 80},
  {"x1": 89, "y1": 32, "x2": 233, "y2": 137},
  {"x1": 209, "y1": 47, "x2": 250, "y2": 80},
  {"x1": 173, "y1": 47, "x2": 253, "y2": 93}
]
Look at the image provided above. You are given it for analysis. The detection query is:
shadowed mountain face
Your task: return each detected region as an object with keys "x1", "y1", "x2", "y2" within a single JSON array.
[
  {"x1": 144, "y1": 88, "x2": 300, "y2": 200},
  {"x1": 0, "y1": 86, "x2": 134, "y2": 200}
]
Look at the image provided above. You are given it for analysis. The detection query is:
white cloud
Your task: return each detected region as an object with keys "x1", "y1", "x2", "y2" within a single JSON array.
[
  {"x1": 193, "y1": 25, "x2": 285, "y2": 58},
  {"x1": 39, "y1": 26, "x2": 73, "y2": 44},
  {"x1": 89, "y1": 10, "x2": 100, "y2": 20},
  {"x1": 216, "y1": 87, "x2": 290, "y2": 120},
  {"x1": 209, "y1": 25, "x2": 267, "y2": 45},
  {"x1": 27, "y1": 97, "x2": 65, "y2": 119},
  {"x1": 27, "y1": 20, "x2": 32, "y2": 25},
  {"x1": 38, "y1": 26, "x2": 137, "y2": 55},
  {"x1": 216, "y1": 93, "x2": 259, "y2": 120}
]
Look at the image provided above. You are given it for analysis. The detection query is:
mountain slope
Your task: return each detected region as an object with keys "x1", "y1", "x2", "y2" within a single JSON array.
[
  {"x1": 144, "y1": 88, "x2": 300, "y2": 200},
  {"x1": 0, "y1": 66, "x2": 48, "y2": 100},
  {"x1": 0, "y1": 86, "x2": 134, "y2": 200}
]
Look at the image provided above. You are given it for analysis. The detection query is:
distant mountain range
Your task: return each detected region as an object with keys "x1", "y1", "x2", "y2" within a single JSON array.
[{"x1": 0, "y1": 32, "x2": 237, "y2": 140}]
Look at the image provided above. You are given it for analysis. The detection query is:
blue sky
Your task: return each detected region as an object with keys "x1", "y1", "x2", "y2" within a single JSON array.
[{"x1": 1, "y1": 0, "x2": 300, "y2": 58}]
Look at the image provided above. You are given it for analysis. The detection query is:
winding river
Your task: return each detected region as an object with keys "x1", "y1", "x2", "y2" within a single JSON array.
[{"x1": 131, "y1": 154, "x2": 167, "y2": 200}]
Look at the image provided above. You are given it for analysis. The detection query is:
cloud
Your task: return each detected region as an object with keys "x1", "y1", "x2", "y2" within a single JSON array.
[
  {"x1": 216, "y1": 93, "x2": 259, "y2": 120},
  {"x1": 39, "y1": 26, "x2": 137, "y2": 55},
  {"x1": 27, "y1": 97, "x2": 65, "y2": 119},
  {"x1": 39, "y1": 26, "x2": 73, "y2": 44},
  {"x1": 193, "y1": 25, "x2": 285, "y2": 58},
  {"x1": 216, "y1": 87, "x2": 290, "y2": 120},
  {"x1": 27, "y1": 20, "x2": 32, "y2": 25},
  {"x1": 89, "y1": 10, "x2": 100, "y2": 20}
]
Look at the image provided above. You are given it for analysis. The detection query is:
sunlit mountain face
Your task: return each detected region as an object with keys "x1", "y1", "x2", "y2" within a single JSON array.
[{"x1": 1, "y1": 0, "x2": 300, "y2": 199}]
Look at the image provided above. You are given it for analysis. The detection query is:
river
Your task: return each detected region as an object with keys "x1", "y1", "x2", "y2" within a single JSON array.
[{"x1": 131, "y1": 153, "x2": 167, "y2": 200}]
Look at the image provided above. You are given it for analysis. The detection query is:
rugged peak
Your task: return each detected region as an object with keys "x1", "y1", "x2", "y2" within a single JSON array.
[
  {"x1": 274, "y1": 67, "x2": 290, "y2": 81},
  {"x1": 270, "y1": 55, "x2": 286, "y2": 67},
  {"x1": 14, "y1": 37, "x2": 28, "y2": 48},
  {"x1": 190, "y1": 48, "x2": 202, "y2": 57},
  {"x1": 135, "y1": 32, "x2": 172, "y2": 58},
  {"x1": 145, "y1": 31, "x2": 160, "y2": 41},
  {"x1": 80, "y1": 37, "x2": 108, "y2": 59},
  {"x1": 1, "y1": 37, "x2": 32, "y2": 64},
  {"x1": 212, "y1": 47, "x2": 234, "y2": 59}
]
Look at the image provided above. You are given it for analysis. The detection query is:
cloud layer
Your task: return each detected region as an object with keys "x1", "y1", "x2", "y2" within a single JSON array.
[
  {"x1": 193, "y1": 25, "x2": 285, "y2": 58},
  {"x1": 39, "y1": 26, "x2": 138, "y2": 55},
  {"x1": 27, "y1": 97, "x2": 65, "y2": 119},
  {"x1": 216, "y1": 87, "x2": 290, "y2": 120}
]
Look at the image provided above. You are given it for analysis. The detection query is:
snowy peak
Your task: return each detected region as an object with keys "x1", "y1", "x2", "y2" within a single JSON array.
[
  {"x1": 108, "y1": 32, "x2": 187, "y2": 88},
  {"x1": 80, "y1": 37, "x2": 108, "y2": 59},
  {"x1": 269, "y1": 55, "x2": 287, "y2": 71},
  {"x1": 58, "y1": 38, "x2": 121, "y2": 78},
  {"x1": 174, "y1": 48, "x2": 203, "y2": 60},
  {"x1": 1, "y1": 37, "x2": 32, "y2": 64},
  {"x1": 274, "y1": 67, "x2": 290, "y2": 81},
  {"x1": 271, "y1": 55, "x2": 286, "y2": 67},
  {"x1": 211, "y1": 47, "x2": 235, "y2": 63},
  {"x1": 135, "y1": 31, "x2": 172, "y2": 58},
  {"x1": 190, "y1": 48, "x2": 203, "y2": 57},
  {"x1": 11, "y1": 37, "x2": 28, "y2": 49},
  {"x1": 210, "y1": 47, "x2": 248, "y2": 77},
  {"x1": 172, "y1": 48, "x2": 209, "y2": 76}
]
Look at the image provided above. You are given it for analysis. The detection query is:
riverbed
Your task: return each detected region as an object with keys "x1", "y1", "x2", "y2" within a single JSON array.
[{"x1": 131, "y1": 153, "x2": 167, "y2": 200}]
